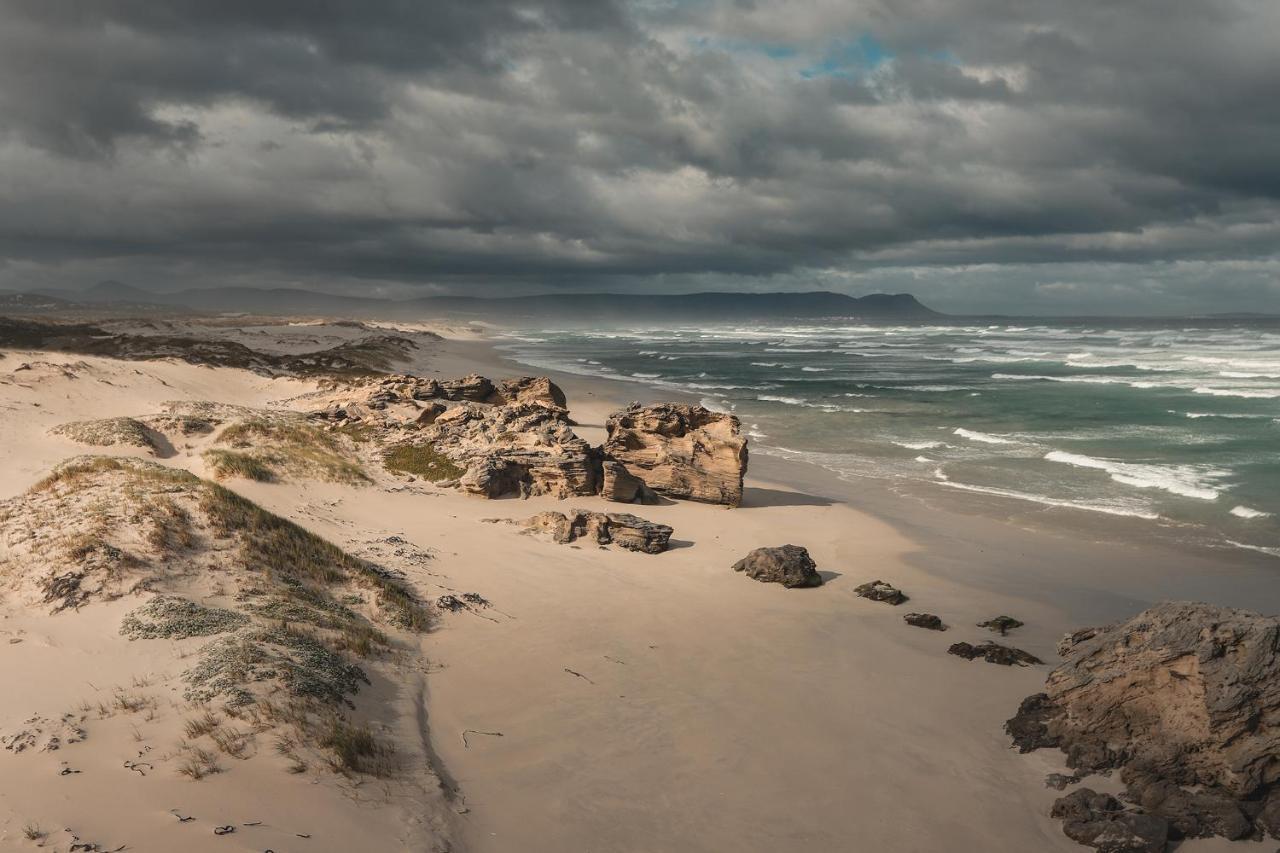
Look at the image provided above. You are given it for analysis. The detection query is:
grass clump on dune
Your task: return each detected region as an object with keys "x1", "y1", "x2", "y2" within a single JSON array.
[
  {"x1": 206, "y1": 418, "x2": 368, "y2": 485},
  {"x1": 205, "y1": 448, "x2": 277, "y2": 482},
  {"x1": 383, "y1": 442, "x2": 463, "y2": 481}
]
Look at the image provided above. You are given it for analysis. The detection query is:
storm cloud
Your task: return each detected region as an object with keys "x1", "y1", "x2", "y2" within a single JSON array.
[{"x1": 0, "y1": 0, "x2": 1277, "y2": 313}]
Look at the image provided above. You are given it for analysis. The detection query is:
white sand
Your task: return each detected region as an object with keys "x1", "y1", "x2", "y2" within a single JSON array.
[{"x1": 0, "y1": 336, "x2": 1241, "y2": 852}]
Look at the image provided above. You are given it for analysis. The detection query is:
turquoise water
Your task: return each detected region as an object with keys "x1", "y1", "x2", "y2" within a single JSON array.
[{"x1": 496, "y1": 320, "x2": 1280, "y2": 560}]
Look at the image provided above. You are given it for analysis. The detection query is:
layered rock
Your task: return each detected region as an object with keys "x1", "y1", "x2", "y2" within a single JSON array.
[
  {"x1": 732, "y1": 545, "x2": 823, "y2": 588},
  {"x1": 603, "y1": 403, "x2": 747, "y2": 507},
  {"x1": 1007, "y1": 601, "x2": 1280, "y2": 849},
  {"x1": 521, "y1": 509, "x2": 673, "y2": 554}
]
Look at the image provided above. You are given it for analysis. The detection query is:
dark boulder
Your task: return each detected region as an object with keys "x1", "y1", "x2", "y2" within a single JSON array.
[
  {"x1": 1051, "y1": 789, "x2": 1169, "y2": 853},
  {"x1": 904, "y1": 613, "x2": 946, "y2": 630},
  {"x1": 731, "y1": 545, "x2": 823, "y2": 588}
]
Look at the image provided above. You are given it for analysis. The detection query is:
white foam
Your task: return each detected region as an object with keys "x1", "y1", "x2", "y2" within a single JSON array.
[
  {"x1": 953, "y1": 428, "x2": 1014, "y2": 445},
  {"x1": 894, "y1": 440, "x2": 946, "y2": 450},
  {"x1": 800, "y1": 366, "x2": 830, "y2": 372},
  {"x1": 1230, "y1": 506, "x2": 1272, "y2": 519},
  {"x1": 1044, "y1": 450, "x2": 1226, "y2": 501},
  {"x1": 1193, "y1": 386, "x2": 1280, "y2": 399},
  {"x1": 933, "y1": 478, "x2": 1161, "y2": 520},
  {"x1": 1225, "y1": 540, "x2": 1280, "y2": 559},
  {"x1": 914, "y1": 456, "x2": 933, "y2": 463}
]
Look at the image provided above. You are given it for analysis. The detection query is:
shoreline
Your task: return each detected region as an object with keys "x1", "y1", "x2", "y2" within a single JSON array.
[{"x1": 439, "y1": 335, "x2": 1280, "y2": 628}]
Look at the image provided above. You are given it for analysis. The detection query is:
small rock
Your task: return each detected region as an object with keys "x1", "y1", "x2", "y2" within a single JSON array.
[
  {"x1": 904, "y1": 613, "x2": 946, "y2": 630},
  {"x1": 977, "y1": 615, "x2": 1023, "y2": 635},
  {"x1": 948, "y1": 641, "x2": 1043, "y2": 666},
  {"x1": 854, "y1": 580, "x2": 908, "y2": 605}
]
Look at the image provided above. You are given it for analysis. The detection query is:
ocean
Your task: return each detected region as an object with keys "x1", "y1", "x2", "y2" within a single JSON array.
[{"x1": 496, "y1": 319, "x2": 1280, "y2": 561}]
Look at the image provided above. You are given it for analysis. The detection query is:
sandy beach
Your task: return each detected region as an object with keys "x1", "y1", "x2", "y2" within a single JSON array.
[{"x1": 0, "y1": 326, "x2": 1270, "y2": 852}]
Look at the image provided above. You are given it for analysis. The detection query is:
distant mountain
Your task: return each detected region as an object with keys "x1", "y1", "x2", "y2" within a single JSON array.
[
  {"x1": 81, "y1": 280, "x2": 161, "y2": 303},
  {"x1": 6, "y1": 283, "x2": 941, "y2": 322},
  {"x1": 401, "y1": 290, "x2": 938, "y2": 322},
  {"x1": 0, "y1": 292, "x2": 79, "y2": 312}
]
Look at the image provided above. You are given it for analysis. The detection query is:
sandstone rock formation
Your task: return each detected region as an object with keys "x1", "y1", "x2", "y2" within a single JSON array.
[
  {"x1": 854, "y1": 579, "x2": 908, "y2": 605},
  {"x1": 948, "y1": 641, "x2": 1042, "y2": 666},
  {"x1": 904, "y1": 612, "x2": 946, "y2": 630},
  {"x1": 731, "y1": 545, "x2": 823, "y2": 588},
  {"x1": 1007, "y1": 602, "x2": 1280, "y2": 849},
  {"x1": 429, "y1": 402, "x2": 599, "y2": 499},
  {"x1": 305, "y1": 372, "x2": 592, "y2": 499},
  {"x1": 603, "y1": 403, "x2": 747, "y2": 507},
  {"x1": 520, "y1": 509, "x2": 673, "y2": 554}
]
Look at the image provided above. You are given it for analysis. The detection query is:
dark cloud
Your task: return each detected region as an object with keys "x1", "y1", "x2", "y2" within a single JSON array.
[{"x1": 0, "y1": 0, "x2": 1276, "y2": 313}]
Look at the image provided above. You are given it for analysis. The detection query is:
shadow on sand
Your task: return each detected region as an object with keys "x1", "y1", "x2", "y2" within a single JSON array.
[{"x1": 740, "y1": 486, "x2": 835, "y2": 509}]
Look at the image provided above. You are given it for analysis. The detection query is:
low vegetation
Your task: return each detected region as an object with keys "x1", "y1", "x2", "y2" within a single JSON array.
[
  {"x1": 51, "y1": 416, "x2": 156, "y2": 451},
  {"x1": 120, "y1": 596, "x2": 248, "y2": 640},
  {"x1": 383, "y1": 442, "x2": 464, "y2": 481}
]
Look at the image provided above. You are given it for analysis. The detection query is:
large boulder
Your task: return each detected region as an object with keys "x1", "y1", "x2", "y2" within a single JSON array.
[
  {"x1": 1007, "y1": 602, "x2": 1280, "y2": 845},
  {"x1": 732, "y1": 545, "x2": 823, "y2": 588},
  {"x1": 603, "y1": 403, "x2": 747, "y2": 507},
  {"x1": 521, "y1": 509, "x2": 673, "y2": 554}
]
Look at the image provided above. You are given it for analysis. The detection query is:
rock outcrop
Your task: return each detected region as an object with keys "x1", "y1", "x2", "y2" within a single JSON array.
[
  {"x1": 1007, "y1": 602, "x2": 1280, "y2": 849},
  {"x1": 854, "y1": 580, "x2": 908, "y2": 605},
  {"x1": 603, "y1": 403, "x2": 747, "y2": 507},
  {"x1": 520, "y1": 509, "x2": 673, "y2": 554},
  {"x1": 305, "y1": 372, "x2": 593, "y2": 499},
  {"x1": 731, "y1": 545, "x2": 823, "y2": 588},
  {"x1": 428, "y1": 403, "x2": 599, "y2": 499}
]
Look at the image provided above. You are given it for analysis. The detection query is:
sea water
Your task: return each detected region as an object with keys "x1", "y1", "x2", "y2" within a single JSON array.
[{"x1": 496, "y1": 319, "x2": 1280, "y2": 560}]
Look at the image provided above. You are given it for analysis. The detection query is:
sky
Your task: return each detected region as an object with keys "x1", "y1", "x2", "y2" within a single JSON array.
[{"x1": 0, "y1": 0, "x2": 1277, "y2": 315}]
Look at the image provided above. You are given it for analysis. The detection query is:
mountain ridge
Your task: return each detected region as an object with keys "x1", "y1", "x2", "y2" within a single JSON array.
[{"x1": 7, "y1": 283, "x2": 942, "y2": 321}]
